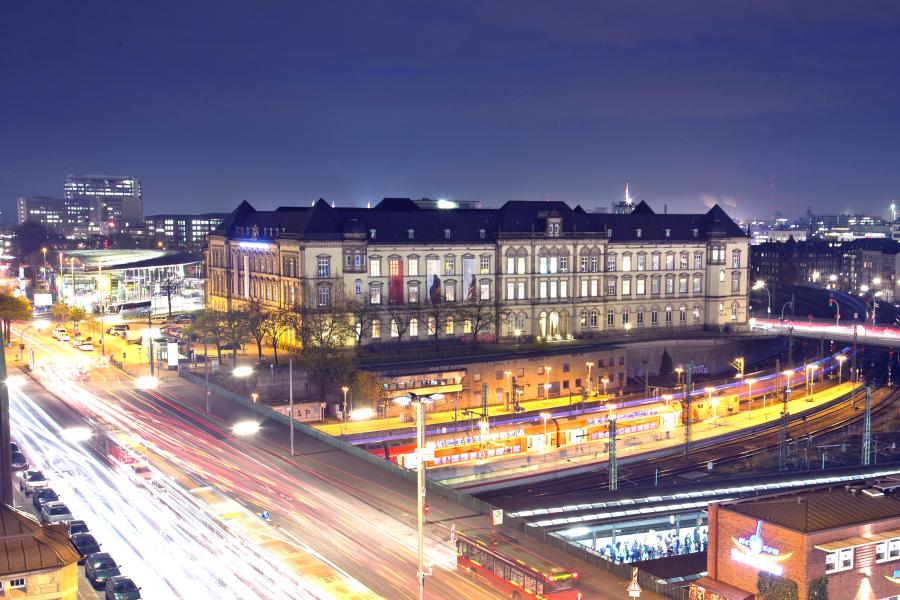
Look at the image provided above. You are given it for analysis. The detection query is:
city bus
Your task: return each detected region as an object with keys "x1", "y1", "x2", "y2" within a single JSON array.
[
  {"x1": 110, "y1": 300, "x2": 152, "y2": 319},
  {"x1": 457, "y1": 532, "x2": 582, "y2": 599}
]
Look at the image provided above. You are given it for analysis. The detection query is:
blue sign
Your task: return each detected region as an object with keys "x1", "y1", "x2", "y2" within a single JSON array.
[{"x1": 260, "y1": 511, "x2": 270, "y2": 520}]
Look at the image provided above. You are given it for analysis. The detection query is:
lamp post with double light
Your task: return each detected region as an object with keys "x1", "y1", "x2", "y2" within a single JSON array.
[
  {"x1": 393, "y1": 391, "x2": 445, "y2": 600},
  {"x1": 341, "y1": 385, "x2": 350, "y2": 421}
]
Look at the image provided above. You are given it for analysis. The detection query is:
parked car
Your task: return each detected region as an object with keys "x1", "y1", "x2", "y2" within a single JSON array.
[
  {"x1": 107, "y1": 325, "x2": 130, "y2": 337},
  {"x1": 19, "y1": 470, "x2": 49, "y2": 494},
  {"x1": 173, "y1": 314, "x2": 194, "y2": 324},
  {"x1": 32, "y1": 488, "x2": 58, "y2": 511},
  {"x1": 84, "y1": 552, "x2": 121, "y2": 588},
  {"x1": 70, "y1": 533, "x2": 101, "y2": 564},
  {"x1": 52, "y1": 328, "x2": 70, "y2": 342},
  {"x1": 76, "y1": 341, "x2": 94, "y2": 351},
  {"x1": 11, "y1": 451, "x2": 29, "y2": 471},
  {"x1": 67, "y1": 520, "x2": 89, "y2": 536},
  {"x1": 40, "y1": 501, "x2": 72, "y2": 525},
  {"x1": 220, "y1": 342, "x2": 241, "y2": 351},
  {"x1": 104, "y1": 575, "x2": 141, "y2": 600}
]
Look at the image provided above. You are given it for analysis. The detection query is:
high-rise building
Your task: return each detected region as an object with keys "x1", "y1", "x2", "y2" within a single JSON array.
[
  {"x1": 144, "y1": 213, "x2": 228, "y2": 250},
  {"x1": 16, "y1": 196, "x2": 100, "y2": 236},
  {"x1": 64, "y1": 174, "x2": 143, "y2": 228}
]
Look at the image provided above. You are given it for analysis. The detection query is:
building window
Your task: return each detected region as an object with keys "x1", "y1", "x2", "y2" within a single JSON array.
[
  {"x1": 637, "y1": 308, "x2": 644, "y2": 326},
  {"x1": 637, "y1": 253, "x2": 646, "y2": 271},
  {"x1": 549, "y1": 281, "x2": 557, "y2": 298},
  {"x1": 665, "y1": 306, "x2": 673, "y2": 324},
  {"x1": 622, "y1": 278, "x2": 632, "y2": 295},
  {"x1": 354, "y1": 279, "x2": 362, "y2": 295},
  {"x1": 693, "y1": 275, "x2": 702, "y2": 294},
  {"x1": 390, "y1": 319, "x2": 399, "y2": 337},
  {"x1": 732, "y1": 249, "x2": 741, "y2": 268},
  {"x1": 354, "y1": 254, "x2": 362, "y2": 268},
  {"x1": 559, "y1": 256, "x2": 568, "y2": 273},
  {"x1": 651, "y1": 253, "x2": 660, "y2": 271},
  {"x1": 370, "y1": 284, "x2": 382, "y2": 305},
  {"x1": 890, "y1": 538, "x2": 900, "y2": 560},
  {"x1": 622, "y1": 309, "x2": 630, "y2": 325},
  {"x1": 606, "y1": 255, "x2": 616, "y2": 272},
  {"x1": 580, "y1": 310, "x2": 588, "y2": 327},
  {"x1": 479, "y1": 229, "x2": 486, "y2": 239},
  {"x1": 463, "y1": 319, "x2": 472, "y2": 334},
  {"x1": 9, "y1": 579, "x2": 25, "y2": 589},
  {"x1": 665, "y1": 276, "x2": 674, "y2": 295},
  {"x1": 731, "y1": 301, "x2": 739, "y2": 320},
  {"x1": 444, "y1": 229, "x2": 451, "y2": 239},
  {"x1": 480, "y1": 257, "x2": 490, "y2": 274},
  {"x1": 606, "y1": 278, "x2": 616, "y2": 296},
  {"x1": 590, "y1": 310, "x2": 598, "y2": 328},
  {"x1": 581, "y1": 256, "x2": 588, "y2": 272},
  {"x1": 369, "y1": 258, "x2": 381, "y2": 277},
  {"x1": 408, "y1": 285, "x2": 420, "y2": 303},
  {"x1": 607, "y1": 309, "x2": 615, "y2": 327},
  {"x1": 389, "y1": 258, "x2": 401, "y2": 279},
  {"x1": 507, "y1": 281, "x2": 515, "y2": 300},
  {"x1": 408, "y1": 258, "x2": 419, "y2": 276},
  {"x1": 590, "y1": 279, "x2": 598, "y2": 297},
  {"x1": 445, "y1": 284, "x2": 456, "y2": 302},
  {"x1": 518, "y1": 281, "x2": 526, "y2": 299},
  {"x1": 731, "y1": 272, "x2": 741, "y2": 293},
  {"x1": 408, "y1": 229, "x2": 415, "y2": 239},
  {"x1": 680, "y1": 254, "x2": 688, "y2": 270},
  {"x1": 679, "y1": 305, "x2": 686, "y2": 322},
  {"x1": 371, "y1": 319, "x2": 381, "y2": 339},
  {"x1": 693, "y1": 305, "x2": 701, "y2": 322},
  {"x1": 517, "y1": 256, "x2": 527, "y2": 275},
  {"x1": 651, "y1": 307, "x2": 659, "y2": 325},
  {"x1": 622, "y1": 255, "x2": 632, "y2": 272},
  {"x1": 410, "y1": 318, "x2": 419, "y2": 337},
  {"x1": 651, "y1": 276, "x2": 660, "y2": 295},
  {"x1": 549, "y1": 256, "x2": 558, "y2": 273},
  {"x1": 318, "y1": 285, "x2": 330, "y2": 307},
  {"x1": 560, "y1": 280, "x2": 568, "y2": 298},
  {"x1": 719, "y1": 269, "x2": 726, "y2": 283},
  {"x1": 506, "y1": 256, "x2": 515, "y2": 274},
  {"x1": 539, "y1": 281, "x2": 547, "y2": 299},
  {"x1": 665, "y1": 254, "x2": 675, "y2": 270},
  {"x1": 480, "y1": 283, "x2": 490, "y2": 300},
  {"x1": 444, "y1": 257, "x2": 455, "y2": 275},
  {"x1": 636, "y1": 277, "x2": 646, "y2": 295},
  {"x1": 694, "y1": 253, "x2": 703, "y2": 269},
  {"x1": 446, "y1": 317, "x2": 455, "y2": 335},
  {"x1": 539, "y1": 256, "x2": 548, "y2": 274}
]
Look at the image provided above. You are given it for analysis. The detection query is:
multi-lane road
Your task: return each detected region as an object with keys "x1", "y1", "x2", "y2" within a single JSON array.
[{"x1": 13, "y1": 325, "x2": 504, "y2": 599}]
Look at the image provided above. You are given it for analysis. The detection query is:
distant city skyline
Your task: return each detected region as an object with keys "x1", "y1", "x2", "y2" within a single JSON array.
[{"x1": 3, "y1": 3, "x2": 900, "y2": 220}]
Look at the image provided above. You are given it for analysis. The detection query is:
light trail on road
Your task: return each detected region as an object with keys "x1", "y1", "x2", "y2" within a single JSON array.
[{"x1": 10, "y1": 379, "x2": 331, "y2": 600}]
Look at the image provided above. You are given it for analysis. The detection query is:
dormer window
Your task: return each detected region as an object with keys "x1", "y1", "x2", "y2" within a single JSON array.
[
  {"x1": 635, "y1": 228, "x2": 642, "y2": 238},
  {"x1": 445, "y1": 229, "x2": 451, "y2": 239},
  {"x1": 607, "y1": 229, "x2": 613, "y2": 238},
  {"x1": 408, "y1": 229, "x2": 415, "y2": 239},
  {"x1": 692, "y1": 228, "x2": 699, "y2": 238},
  {"x1": 479, "y1": 229, "x2": 486, "y2": 239},
  {"x1": 546, "y1": 217, "x2": 562, "y2": 238},
  {"x1": 370, "y1": 229, "x2": 376, "y2": 239},
  {"x1": 664, "y1": 228, "x2": 671, "y2": 238}
]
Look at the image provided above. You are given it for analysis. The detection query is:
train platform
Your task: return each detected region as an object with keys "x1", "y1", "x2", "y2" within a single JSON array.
[{"x1": 436, "y1": 380, "x2": 861, "y2": 489}]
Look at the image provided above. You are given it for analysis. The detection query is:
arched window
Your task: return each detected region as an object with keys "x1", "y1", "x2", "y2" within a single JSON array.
[
  {"x1": 719, "y1": 270, "x2": 726, "y2": 283},
  {"x1": 622, "y1": 308, "x2": 630, "y2": 325},
  {"x1": 665, "y1": 305, "x2": 673, "y2": 324},
  {"x1": 607, "y1": 308, "x2": 615, "y2": 327},
  {"x1": 354, "y1": 279, "x2": 362, "y2": 295},
  {"x1": 580, "y1": 310, "x2": 588, "y2": 327},
  {"x1": 371, "y1": 319, "x2": 381, "y2": 339},
  {"x1": 693, "y1": 304, "x2": 701, "y2": 322},
  {"x1": 590, "y1": 309, "x2": 599, "y2": 328},
  {"x1": 651, "y1": 306, "x2": 659, "y2": 326},
  {"x1": 679, "y1": 305, "x2": 687, "y2": 323},
  {"x1": 637, "y1": 306, "x2": 645, "y2": 326},
  {"x1": 731, "y1": 301, "x2": 739, "y2": 321}
]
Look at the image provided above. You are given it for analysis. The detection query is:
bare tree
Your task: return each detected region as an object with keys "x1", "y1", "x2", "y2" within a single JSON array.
[
  {"x1": 457, "y1": 295, "x2": 497, "y2": 346},
  {"x1": 188, "y1": 310, "x2": 227, "y2": 363},
  {"x1": 244, "y1": 300, "x2": 269, "y2": 362},
  {"x1": 294, "y1": 281, "x2": 355, "y2": 398},
  {"x1": 220, "y1": 307, "x2": 249, "y2": 368},
  {"x1": 421, "y1": 301, "x2": 450, "y2": 348},
  {"x1": 264, "y1": 308, "x2": 296, "y2": 365},
  {"x1": 345, "y1": 292, "x2": 375, "y2": 354},
  {"x1": 384, "y1": 302, "x2": 412, "y2": 348}
]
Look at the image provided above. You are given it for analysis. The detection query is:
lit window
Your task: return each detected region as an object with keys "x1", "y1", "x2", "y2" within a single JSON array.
[{"x1": 369, "y1": 258, "x2": 381, "y2": 277}]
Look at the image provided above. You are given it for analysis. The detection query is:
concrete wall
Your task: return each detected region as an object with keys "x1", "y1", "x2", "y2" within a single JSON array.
[{"x1": 625, "y1": 336, "x2": 785, "y2": 380}]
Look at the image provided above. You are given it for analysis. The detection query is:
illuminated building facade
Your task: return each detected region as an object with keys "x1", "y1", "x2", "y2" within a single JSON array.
[
  {"x1": 692, "y1": 482, "x2": 900, "y2": 600},
  {"x1": 64, "y1": 174, "x2": 143, "y2": 228},
  {"x1": 206, "y1": 197, "x2": 749, "y2": 346}
]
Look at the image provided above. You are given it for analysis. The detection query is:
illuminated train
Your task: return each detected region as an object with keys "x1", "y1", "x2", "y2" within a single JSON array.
[{"x1": 363, "y1": 396, "x2": 737, "y2": 469}]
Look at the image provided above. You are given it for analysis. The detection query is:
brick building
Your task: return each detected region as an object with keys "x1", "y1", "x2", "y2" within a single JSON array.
[{"x1": 691, "y1": 480, "x2": 900, "y2": 600}]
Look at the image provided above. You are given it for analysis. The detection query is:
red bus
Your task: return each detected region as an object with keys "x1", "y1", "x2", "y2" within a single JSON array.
[{"x1": 457, "y1": 532, "x2": 582, "y2": 599}]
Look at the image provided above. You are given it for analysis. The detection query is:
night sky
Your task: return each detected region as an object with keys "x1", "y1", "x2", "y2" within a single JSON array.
[{"x1": 3, "y1": 2, "x2": 900, "y2": 220}]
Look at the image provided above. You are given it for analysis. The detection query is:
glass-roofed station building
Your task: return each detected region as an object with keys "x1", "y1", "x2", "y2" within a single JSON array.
[{"x1": 53, "y1": 249, "x2": 203, "y2": 316}]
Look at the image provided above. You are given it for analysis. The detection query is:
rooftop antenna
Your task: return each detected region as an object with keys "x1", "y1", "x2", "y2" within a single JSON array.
[{"x1": 624, "y1": 182, "x2": 634, "y2": 206}]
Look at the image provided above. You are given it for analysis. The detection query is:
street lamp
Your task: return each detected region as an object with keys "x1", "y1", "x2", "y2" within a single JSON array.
[
  {"x1": 392, "y1": 391, "x2": 445, "y2": 600},
  {"x1": 711, "y1": 397, "x2": 719, "y2": 424},
  {"x1": 753, "y1": 280, "x2": 771, "y2": 316},
  {"x1": 544, "y1": 366, "x2": 552, "y2": 392},
  {"x1": 674, "y1": 366, "x2": 683, "y2": 386},
  {"x1": 837, "y1": 355, "x2": 846, "y2": 384},
  {"x1": 601, "y1": 376, "x2": 609, "y2": 398},
  {"x1": 250, "y1": 392, "x2": 259, "y2": 403},
  {"x1": 540, "y1": 412, "x2": 551, "y2": 453},
  {"x1": 341, "y1": 385, "x2": 350, "y2": 421},
  {"x1": 504, "y1": 370, "x2": 512, "y2": 410},
  {"x1": 585, "y1": 362, "x2": 594, "y2": 396},
  {"x1": 746, "y1": 379, "x2": 754, "y2": 415}
]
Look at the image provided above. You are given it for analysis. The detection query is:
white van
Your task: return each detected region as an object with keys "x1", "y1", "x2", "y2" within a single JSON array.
[
  {"x1": 51, "y1": 328, "x2": 70, "y2": 342},
  {"x1": 107, "y1": 324, "x2": 130, "y2": 337}
]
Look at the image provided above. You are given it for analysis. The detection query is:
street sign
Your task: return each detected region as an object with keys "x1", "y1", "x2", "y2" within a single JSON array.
[
  {"x1": 260, "y1": 511, "x2": 270, "y2": 520},
  {"x1": 417, "y1": 447, "x2": 435, "y2": 462},
  {"x1": 627, "y1": 567, "x2": 642, "y2": 597},
  {"x1": 492, "y1": 509, "x2": 503, "y2": 526}
]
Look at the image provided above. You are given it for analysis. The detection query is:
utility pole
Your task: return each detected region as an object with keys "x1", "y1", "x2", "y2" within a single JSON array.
[
  {"x1": 862, "y1": 385, "x2": 872, "y2": 466},
  {"x1": 683, "y1": 362, "x2": 693, "y2": 462},
  {"x1": 204, "y1": 332, "x2": 210, "y2": 413},
  {"x1": 608, "y1": 413, "x2": 618, "y2": 491},
  {"x1": 851, "y1": 325, "x2": 858, "y2": 383},
  {"x1": 289, "y1": 358, "x2": 294, "y2": 456},
  {"x1": 787, "y1": 327, "x2": 793, "y2": 371},
  {"x1": 774, "y1": 358, "x2": 780, "y2": 394},
  {"x1": 0, "y1": 327, "x2": 11, "y2": 504},
  {"x1": 778, "y1": 386, "x2": 789, "y2": 470}
]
